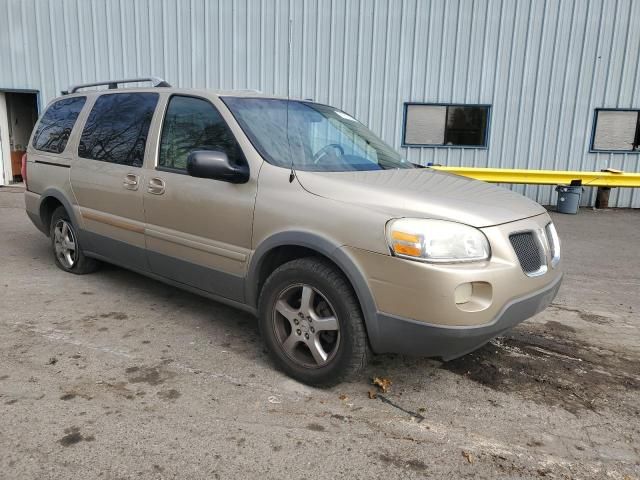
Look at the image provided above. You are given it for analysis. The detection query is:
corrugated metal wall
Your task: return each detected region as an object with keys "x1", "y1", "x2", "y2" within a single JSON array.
[{"x1": 1, "y1": 0, "x2": 639, "y2": 206}]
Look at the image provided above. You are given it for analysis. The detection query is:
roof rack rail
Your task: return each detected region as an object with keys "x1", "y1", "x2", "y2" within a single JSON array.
[
  {"x1": 63, "y1": 77, "x2": 171, "y2": 95},
  {"x1": 231, "y1": 89, "x2": 263, "y2": 94}
]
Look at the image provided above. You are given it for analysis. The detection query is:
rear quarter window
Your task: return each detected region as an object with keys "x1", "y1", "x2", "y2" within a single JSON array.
[
  {"x1": 78, "y1": 93, "x2": 159, "y2": 167},
  {"x1": 32, "y1": 96, "x2": 86, "y2": 154}
]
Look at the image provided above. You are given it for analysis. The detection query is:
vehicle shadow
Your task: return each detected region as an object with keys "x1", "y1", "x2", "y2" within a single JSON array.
[
  {"x1": 96, "y1": 261, "x2": 261, "y2": 337},
  {"x1": 24, "y1": 233, "x2": 265, "y2": 367}
]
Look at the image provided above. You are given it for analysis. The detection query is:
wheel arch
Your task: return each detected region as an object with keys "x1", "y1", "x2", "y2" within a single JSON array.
[
  {"x1": 38, "y1": 188, "x2": 79, "y2": 236},
  {"x1": 246, "y1": 232, "x2": 381, "y2": 350}
]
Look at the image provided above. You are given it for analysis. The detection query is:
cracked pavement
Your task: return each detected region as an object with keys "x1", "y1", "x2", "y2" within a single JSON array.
[{"x1": 1, "y1": 187, "x2": 639, "y2": 479}]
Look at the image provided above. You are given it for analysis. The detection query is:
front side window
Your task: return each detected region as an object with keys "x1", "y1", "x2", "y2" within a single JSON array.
[
  {"x1": 32, "y1": 96, "x2": 86, "y2": 154},
  {"x1": 159, "y1": 95, "x2": 245, "y2": 171},
  {"x1": 403, "y1": 103, "x2": 490, "y2": 147},
  {"x1": 78, "y1": 93, "x2": 158, "y2": 167},
  {"x1": 591, "y1": 109, "x2": 640, "y2": 152},
  {"x1": 223, "y1": 97, "x2": 413, "y2": 172}
]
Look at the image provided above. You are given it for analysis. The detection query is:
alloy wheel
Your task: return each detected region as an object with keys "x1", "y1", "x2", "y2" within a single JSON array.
[
  {"x1": 53, "y1": 219, "x2": 78, "y2": 269},
  {"x1": 271, "y1": 284, "x2": 341, "y2": 368}
]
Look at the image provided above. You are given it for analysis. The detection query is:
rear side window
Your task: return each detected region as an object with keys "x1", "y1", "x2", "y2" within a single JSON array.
[
  {"x1": 32, "y1": 96, "x2": 86, "y2": 154},
  {"x1": 78, "y1": 93, "x2": 159, "y2": 167},
  {"x1": 158, "y1": 95, "x2": 245, "y2": 171}
]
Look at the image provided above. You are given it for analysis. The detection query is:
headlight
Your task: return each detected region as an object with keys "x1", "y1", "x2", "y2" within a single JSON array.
[{"x1": 386, "y1": 218, "x2": 490, "y2": 263}]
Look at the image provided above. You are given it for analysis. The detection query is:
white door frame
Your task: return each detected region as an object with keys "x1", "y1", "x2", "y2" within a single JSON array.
[{"x1": 0, "y1": 92, "x2": 11, "y2": 186}]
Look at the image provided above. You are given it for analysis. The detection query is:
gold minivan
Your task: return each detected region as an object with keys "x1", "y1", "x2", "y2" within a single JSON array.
[{"x1": 24, "y1": 78, "x2": 562, "y2": 386}]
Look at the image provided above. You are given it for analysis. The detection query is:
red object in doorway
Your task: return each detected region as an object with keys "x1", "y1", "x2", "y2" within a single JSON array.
[{"x1": 11, "y1": 150, "x2": 25, "y2": 179}]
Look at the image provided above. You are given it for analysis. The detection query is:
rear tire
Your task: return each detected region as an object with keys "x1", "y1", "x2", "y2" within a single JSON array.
[
  {"x1": 258, "y1": 257, "x2": 369, "y2": 386},
  {"x1": 49, "y1": 206, "x2": 99, "y2": 275}
]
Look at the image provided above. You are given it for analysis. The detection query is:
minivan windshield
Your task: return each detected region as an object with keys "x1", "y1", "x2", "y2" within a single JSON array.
[{"x1": 223, "y1": 97, "x2": 414, "y2": 172}]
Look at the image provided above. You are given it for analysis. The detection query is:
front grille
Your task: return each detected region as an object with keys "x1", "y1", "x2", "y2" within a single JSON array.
[{"x1": 509, "y1": 232, "x2": 544, "y2": 274}]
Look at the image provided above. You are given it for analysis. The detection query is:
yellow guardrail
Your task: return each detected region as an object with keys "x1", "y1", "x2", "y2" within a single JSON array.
[{"x1": 430, "y1": 166, "x2": 640, "y2": 188}]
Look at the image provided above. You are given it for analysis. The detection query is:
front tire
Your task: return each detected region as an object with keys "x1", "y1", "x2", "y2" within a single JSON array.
[
  {"x1": 258, "y1": 257, "x2": 369, "y2": 386},
  {"x1": 49, "y1": 206, "x2": 99, "y2": 274}
]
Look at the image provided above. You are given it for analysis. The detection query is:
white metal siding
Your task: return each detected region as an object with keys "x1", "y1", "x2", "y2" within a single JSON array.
[{"x1": 1, "y1": 0, "x2": 638, "y2": 206}]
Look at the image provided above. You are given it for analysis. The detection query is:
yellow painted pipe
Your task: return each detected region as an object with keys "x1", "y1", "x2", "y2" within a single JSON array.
[{"x1": 430, "y1": 166, "x2": 640, "y2": 188}]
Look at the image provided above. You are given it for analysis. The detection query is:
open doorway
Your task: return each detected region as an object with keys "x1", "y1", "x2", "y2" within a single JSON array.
[{"x1": 0, "y1": 90, "x2": 39, "y2": 186}]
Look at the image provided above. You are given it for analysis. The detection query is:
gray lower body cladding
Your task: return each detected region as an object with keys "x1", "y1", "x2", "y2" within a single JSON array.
[
  {"x1": 79, "y1": 229, "x2": 246, "y2": 305},
  {"x1": 373, "y1": 274, "x2": 563, "y2": 360}
]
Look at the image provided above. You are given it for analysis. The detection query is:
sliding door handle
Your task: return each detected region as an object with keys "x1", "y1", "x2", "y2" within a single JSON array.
[
  {"x1": 123, "y1": 173, "x2": 139, "y2": 190},
  {"x1": 148, "y1": 177, "x2": 166, "y2": 195}
]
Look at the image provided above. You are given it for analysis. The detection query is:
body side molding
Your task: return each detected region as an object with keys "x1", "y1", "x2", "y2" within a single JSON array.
[{"x1": 81, "y1": 207, "x2": 146, "y2": 234}]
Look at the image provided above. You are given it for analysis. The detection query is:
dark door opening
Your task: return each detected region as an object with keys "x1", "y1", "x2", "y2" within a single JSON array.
[{"x1": 1, "y1": 91, "x2": 39, "y2": 185}]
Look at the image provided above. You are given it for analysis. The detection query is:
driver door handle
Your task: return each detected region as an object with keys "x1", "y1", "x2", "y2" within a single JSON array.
[
  {"x1": 123, "y1": 173, "x2": 139, "y2": 191},
  {"x1": 148, "y1": 177, "x2": 166, "y2": 195}
]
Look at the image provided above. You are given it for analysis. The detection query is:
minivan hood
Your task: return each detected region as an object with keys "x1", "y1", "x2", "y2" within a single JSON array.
[{"x1": 295, "y1": 168, "x2": 546, "y2": 228}]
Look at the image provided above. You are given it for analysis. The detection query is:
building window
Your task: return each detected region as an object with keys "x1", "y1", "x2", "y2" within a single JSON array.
[
  {"x1": 403, "y1": 103, "x2": 490, "y2": 148},
  {"x1": 591, "y1": 109, "x2": 640, "y2": 152}
]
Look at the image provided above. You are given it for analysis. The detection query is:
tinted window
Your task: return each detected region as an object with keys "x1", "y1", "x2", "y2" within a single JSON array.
[
  {"x1": 403, "y1": 104, "x2": 490, "y2": 147},
  {"x1": 32, "y1": 96, "x2": 86, "y2": 154},
  {"x1": 159, "y1": 95, "x2": 245, "y2": 170},
  {"x1": 78, "y1": 93, "x2": 158, "y2": 167}
]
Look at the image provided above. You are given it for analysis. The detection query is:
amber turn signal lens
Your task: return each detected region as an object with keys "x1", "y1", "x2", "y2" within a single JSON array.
[{"x1": 393, "y1": 244, "x2": 421, "y2": 257}]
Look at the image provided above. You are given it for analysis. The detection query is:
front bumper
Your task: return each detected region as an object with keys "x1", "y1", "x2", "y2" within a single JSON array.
[
  {"x1": 341, "y1": 213, "x2": 562, "y2": 358},
  {"x1": 373, "y1": 273, "x2": 562, "y2": 360}
]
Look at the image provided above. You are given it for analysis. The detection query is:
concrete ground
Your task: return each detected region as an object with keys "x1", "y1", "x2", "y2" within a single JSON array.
[{"x1": 0, "y1": 186, "x2": 638, "y2": 480}]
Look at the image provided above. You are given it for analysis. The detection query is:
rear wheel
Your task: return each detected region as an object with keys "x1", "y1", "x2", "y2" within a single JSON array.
[
  {"x1": 49, "y1": 206, "x2": 99, "y2": 274},
  {"x1": 258, "y1": 257, "x2": 368, "y2": 386}
]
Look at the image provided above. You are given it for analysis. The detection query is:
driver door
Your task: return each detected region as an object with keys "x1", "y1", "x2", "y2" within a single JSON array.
[{"x1": 142, "y1": 95, "x2": 257, "y2": 302}]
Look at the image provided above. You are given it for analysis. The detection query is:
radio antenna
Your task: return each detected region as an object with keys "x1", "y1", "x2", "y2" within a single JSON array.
[{"x1": 287, "y1": 16, "x2": 295, "y2": 183}]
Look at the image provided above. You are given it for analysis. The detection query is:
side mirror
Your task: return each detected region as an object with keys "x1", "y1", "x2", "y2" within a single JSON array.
[{"x1": 186, "y1": 150, "x2": 249, "y2": 184}]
